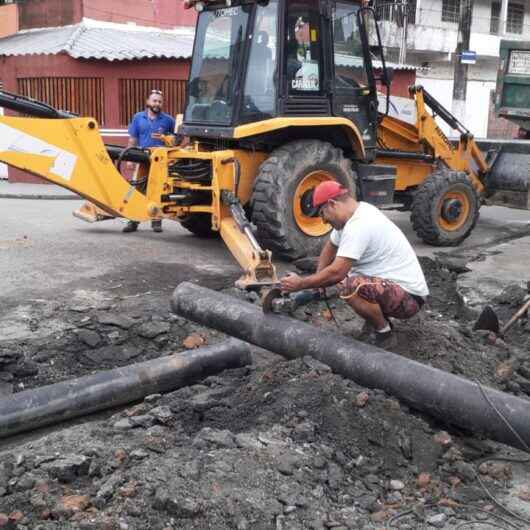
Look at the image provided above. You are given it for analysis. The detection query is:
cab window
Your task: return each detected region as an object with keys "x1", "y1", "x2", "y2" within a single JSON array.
[
  {"x1": 285, "y1": 0, "x2": 322, "y2": 94},
  {"x1": 242, "y1": 0, "x2": 279, "y2": 121},
  {"x1": 333, "y1": 2, "x2": 368, "y2": 90}
]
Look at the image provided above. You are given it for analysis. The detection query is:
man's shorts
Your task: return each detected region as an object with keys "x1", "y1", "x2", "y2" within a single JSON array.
[{"x1": 338, "y1": 275, "x2": 424, "y2": 320}]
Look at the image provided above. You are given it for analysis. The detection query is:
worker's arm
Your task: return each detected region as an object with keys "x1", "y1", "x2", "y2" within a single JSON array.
[
  {"x1": 317, "y1": 240, "x2": 338, "y2": 273},
  {"x1": 281, "y1": 256, "x2": 353, "y2": 293}
]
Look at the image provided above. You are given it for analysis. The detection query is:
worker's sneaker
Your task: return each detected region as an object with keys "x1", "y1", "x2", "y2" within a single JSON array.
[
  {"x1": 123, "y1": 221, "x2": 139, "y2": 233},
  {"x1": 152, "y1": 220, "x2": 163, "y2": 233}
]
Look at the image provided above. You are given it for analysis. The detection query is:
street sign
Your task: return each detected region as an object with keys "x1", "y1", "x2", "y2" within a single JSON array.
[{"x1": 460, "y1": 51, "x2": 477, "y2": 64}]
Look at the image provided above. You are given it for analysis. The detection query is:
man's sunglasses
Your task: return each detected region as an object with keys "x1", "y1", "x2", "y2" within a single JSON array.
[{"x1": 150, "y1": 90, "x2": 163, "y2": 96}]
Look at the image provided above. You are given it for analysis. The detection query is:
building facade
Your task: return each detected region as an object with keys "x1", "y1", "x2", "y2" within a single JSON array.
[
  {"x1": 376, "y1": 0, "x2": 529, "y2": 138},
  {"x1": 0, "y1": 0, "x2": 196, "y2": 35}
]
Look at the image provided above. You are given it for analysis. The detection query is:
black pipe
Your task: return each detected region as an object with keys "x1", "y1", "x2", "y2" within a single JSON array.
[
  {"x1": 0, "y1": 339, "x2": 250, "y2": 439},
  {"x1": 171, "y1": 283, "x2": 530, "y2": 451}
]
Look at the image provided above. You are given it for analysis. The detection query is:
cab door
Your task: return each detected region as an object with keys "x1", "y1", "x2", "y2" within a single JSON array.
[
  {"x1": 280, "y1": 0, "x2": 331, "y2": 116},
  {"x1": 331, "y1": 1, "x2": 378, "y2": 160}
]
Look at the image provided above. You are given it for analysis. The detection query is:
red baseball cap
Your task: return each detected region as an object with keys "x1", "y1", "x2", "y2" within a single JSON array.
[{"x1": 312, "y1": 181, "x2": 348, "y2": 208}]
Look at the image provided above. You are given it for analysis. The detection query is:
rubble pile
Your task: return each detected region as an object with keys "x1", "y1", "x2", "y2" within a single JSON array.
[{"x1": 0, "y1": 357, "x2": 521, "y2": 529}]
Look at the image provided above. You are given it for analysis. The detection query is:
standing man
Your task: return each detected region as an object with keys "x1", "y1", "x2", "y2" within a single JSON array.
[
  {"x1": 123, "y1": 90, "x2": 176, "y2": 233},
  {"x1": 280, "y1": 181, "x2": 429, "y2": 347}
]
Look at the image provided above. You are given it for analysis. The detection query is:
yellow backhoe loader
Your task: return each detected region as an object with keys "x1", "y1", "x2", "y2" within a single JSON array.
[{"x1": 0, "y1": 0, "x2": 528, "y2": 290}]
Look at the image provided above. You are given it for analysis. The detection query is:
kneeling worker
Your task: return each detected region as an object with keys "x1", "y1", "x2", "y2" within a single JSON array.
[{"x1": 280, "y1": 181, "x2": 429, "y2": 347}]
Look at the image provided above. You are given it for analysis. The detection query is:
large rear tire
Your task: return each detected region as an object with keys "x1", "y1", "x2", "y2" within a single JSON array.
[
  {"x1": 251, "y1": 140, "x2": 355, "y2": 260},
  {"x1": 180, "y1": 214, "x2": 218, "y2": 238},
  {"x1": 410, "y1": 170, "x2": 480, "y2": 246}
]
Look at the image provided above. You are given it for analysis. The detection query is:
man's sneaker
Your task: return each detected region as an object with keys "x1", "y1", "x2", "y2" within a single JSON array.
[
  {"x1": 152, "y1": 220, "x2": 163, "y2": 233},
  {"x1": 123, "y1": 221, "x2": 139, "y2": 233}
]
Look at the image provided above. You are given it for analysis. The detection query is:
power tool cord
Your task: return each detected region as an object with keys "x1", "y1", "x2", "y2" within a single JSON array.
[{"x1": 323, "y1": 288, "x2": 340, "y2": 329}]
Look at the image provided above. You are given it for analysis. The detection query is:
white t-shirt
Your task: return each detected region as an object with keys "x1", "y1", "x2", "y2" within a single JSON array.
[{"x1": 330, "y1": 202, "x2": 429, "y2": 297}]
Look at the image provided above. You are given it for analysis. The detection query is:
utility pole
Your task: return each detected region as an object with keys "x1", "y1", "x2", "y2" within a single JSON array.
[
  {"x1": 451, "y1": 0, "x2": 474, "y2": 123},
  {"x1": 398, "y1": 0, "x2": 408, "y2": 64}
]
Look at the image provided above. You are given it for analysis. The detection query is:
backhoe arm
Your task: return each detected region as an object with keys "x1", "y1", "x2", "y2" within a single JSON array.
[
  {"x1": 0, "y1": 91, "x2": 278, "y2": 289},
  {"x1": 0, "y1": 115, "x2": 153, "y2": 220}
]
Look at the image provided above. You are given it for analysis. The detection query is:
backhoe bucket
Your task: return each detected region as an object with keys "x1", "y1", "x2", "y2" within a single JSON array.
[{"x1": 478, "y1": 140, "x2": 530, "y2": 210}]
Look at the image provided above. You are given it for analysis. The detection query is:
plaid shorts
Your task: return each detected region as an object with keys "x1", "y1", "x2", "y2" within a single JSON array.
[{"x1": 338, "y1": 275, "x2": 423, "y2": 320}]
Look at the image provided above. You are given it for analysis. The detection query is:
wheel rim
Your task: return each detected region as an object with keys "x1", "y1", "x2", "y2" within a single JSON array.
[
  {"x1": 438, "y1": 190, "x2": 471, "y2": 232},
  {"x1": 293, "y1": 171, "x2": 335, "y2": 236}
]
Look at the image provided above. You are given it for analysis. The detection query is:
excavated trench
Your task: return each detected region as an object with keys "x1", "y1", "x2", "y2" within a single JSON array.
[{"x1": 0, "y1": 256, "x2": 529, "y2": 529}]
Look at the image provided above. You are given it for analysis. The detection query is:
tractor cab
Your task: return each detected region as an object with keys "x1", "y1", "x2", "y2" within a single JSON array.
[{"x1": 181, "y1": 0, "x2": 391, "y2": 160}]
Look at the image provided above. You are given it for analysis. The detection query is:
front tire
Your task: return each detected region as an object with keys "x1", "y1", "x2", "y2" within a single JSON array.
[
  {"x1": 410, "y1": 170, "x2": 480, "y2": 246},
  {"x1": 251, "y1": 140, "x2": 356, "y2": 260}
]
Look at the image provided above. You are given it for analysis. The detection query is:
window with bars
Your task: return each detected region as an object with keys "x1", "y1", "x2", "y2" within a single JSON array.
[
  {"x1": 16, "y1": 77, "x2": 105, "y2": 124},
  {"x1": 376, "y1": 1, "x2": 417, "y2": 25},
  {"x1": 119, "y1": 79, "x2": 187, "y2": 127},
  {"x1": 491, "y1": 1, "x2": 501, "y2": 34},
  {"x1": 507, "y1": 1, "x2": 524, "y2": 34},
  {"x1": 442, "y1": 0, "x2": 460, "y2": 23}
]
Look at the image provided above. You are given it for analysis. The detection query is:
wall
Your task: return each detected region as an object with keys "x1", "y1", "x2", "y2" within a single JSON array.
[
  {"x1": 0, "y1": 3, "x2": 18, "y2": 38},
  {"x1": 416, "y1": 75, "x2": 496, "y2": 137},
  {"x1": 82, "y1": 0, "x2": 196, "y2": 27},
  {"x1": 376, "y1": 69, "x2": 416, "y2": 98},
  {"x1": 0, "y1": 106, "x2": 6, "y2": 179},
  {"x1": 18, "y1": 0, "x2": 82, "y2": 30},
  {"x1": 0, "y1": 54, "x2": 190, "y2": 183},
  {"x1": 418, "y1": 0, "x2": 530, "y2": 35},
  {"x1": 14, "y1": 0, "x2": 196, "y2": 30},
  {"x1": 389, "y1": 69, "x2": 416, "y2": 97},
  {"x1": 381, "y1": 0, "x2": 530, "y2": 57}
]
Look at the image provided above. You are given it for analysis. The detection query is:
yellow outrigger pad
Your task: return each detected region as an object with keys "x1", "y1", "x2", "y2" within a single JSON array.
[{"x1": 73, "y1": 201, "x2": 115, "y2": 223}]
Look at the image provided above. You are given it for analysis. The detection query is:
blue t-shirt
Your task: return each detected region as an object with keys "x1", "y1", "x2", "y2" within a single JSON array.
[{"x1": 128, "y1": 110, "x2": 176, "y2": 148}]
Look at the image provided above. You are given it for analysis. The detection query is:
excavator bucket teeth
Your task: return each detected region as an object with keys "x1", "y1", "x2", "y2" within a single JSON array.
[{"x1": 0, "y1": 116, "x2": 153, "y2": 221}]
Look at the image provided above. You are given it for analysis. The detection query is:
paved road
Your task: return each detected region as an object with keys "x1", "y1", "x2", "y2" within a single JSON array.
[{"x1": 1, "y1": 198, "x2": 529, "y2": 302}]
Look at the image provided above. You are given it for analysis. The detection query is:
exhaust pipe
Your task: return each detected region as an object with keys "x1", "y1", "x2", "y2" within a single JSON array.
[
  {"x1": 0, "y1": 339, "x2": 250, "y2": 439},
  {"x1": 171, "y1": 282, "x2": 530, "y2": 451}
]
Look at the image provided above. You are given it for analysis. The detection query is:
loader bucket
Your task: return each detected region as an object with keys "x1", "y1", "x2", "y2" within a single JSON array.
[{"x1": 477, "y1": 139, "x2": 530, "y2": 210}]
